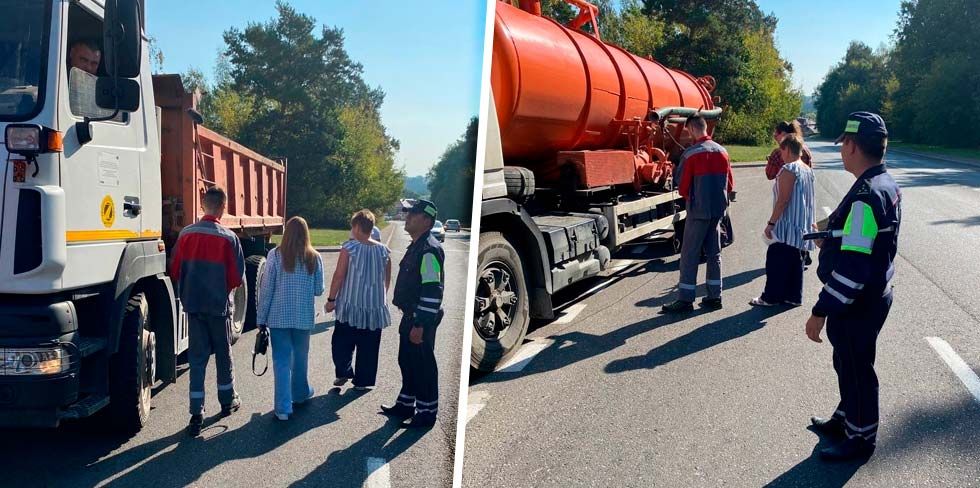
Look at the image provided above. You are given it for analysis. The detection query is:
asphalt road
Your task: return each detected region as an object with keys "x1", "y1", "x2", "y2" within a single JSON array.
[
  {"x1": 1, "y1": 222, "x2": 469, "y2": 488},
  {"x1": 464, "y1": 140, "x2": 980, "y2": 487}
]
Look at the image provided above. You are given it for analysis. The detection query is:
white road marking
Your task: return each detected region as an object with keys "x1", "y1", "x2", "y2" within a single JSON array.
[
  {"x1": 495, "y1": 339, "x2": 555, "y2": 373},
  {"x1": 631, "y1": 244, "x2": 648, "y2": 255},
  {"x1": 365, "y1": 457, "x2": 391, "y2": 488},
  {"x1": 466, "y1": 389, "x2": 491, "y2": 425},
  {"x1": 384, "y1": 225, "x2": 395, "y2": 247},
  {"x1": 554, "y1": 303, "x2": 587, "y2": 325},
  {"x1": 926, "y1": 337, "x2": 980, "y2": 403}
]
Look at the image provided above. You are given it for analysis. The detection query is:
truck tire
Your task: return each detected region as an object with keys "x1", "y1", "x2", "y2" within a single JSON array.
[
  {"x1": 471, "y1": 232, "x2": 529, "y2": 371},
  {"x1": 108, "y1": 293, "x2": 155, "y2": 433},
  {"x1": 244, "y1": 255, "x2": 267, "y2": 329},
  {"x1": 229, "y1": 285, "x2": 247, "y2": 346},
  {"x1": 504, "y1": 166, "x2": 535, "y2": 201}
]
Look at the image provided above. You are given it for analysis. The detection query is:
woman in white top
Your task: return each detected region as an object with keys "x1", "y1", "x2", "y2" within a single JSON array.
[
  {"x1": 325, "y1": 210, "x2": 392, "y2": 390},
  {"x1": 751, "y1": 134, "x2": 816, "y2": 307}
]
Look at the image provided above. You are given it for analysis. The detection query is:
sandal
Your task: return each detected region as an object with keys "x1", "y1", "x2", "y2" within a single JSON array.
[{"x1": 749, "y1": 297, "x2": 775, "y2": 307}]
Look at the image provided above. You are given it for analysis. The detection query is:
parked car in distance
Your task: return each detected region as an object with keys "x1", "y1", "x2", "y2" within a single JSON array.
[
  {"x1": 445, "y1": 219, "x2": 461, "y2": 232},
  {"x1": 431, "y1": 220, "x2": 446, "y2": 242}
]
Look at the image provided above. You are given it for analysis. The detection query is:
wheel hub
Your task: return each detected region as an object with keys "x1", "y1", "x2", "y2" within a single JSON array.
[{"x1": 475, "y1": 262, "x2": 518, "y2": 339}]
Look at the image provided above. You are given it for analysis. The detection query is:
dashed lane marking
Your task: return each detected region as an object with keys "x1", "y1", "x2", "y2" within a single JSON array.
[
  {"x1": 926, "y1": 337, "x2": 980, "y2": 404},
  {"x1": 466, "y1": 390, "x2": 491, "y2": 425},
  {"x1": 365, "y1": 457, "x2": 391, "y2": 488},
  {"x1": 554, "y1": 303, "x2": 587, "y2": 325},
  {"x1": 495, "y1": 339, "x2": 555, "y2": 373}
]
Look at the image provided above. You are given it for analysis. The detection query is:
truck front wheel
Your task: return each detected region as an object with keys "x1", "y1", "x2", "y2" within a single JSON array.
[
  {"x1": 108, "y1": 293, "x2": 155, "y2": 432},
  {"x1": 471, "y1": 232, "x2": 529, "y2": 371}
]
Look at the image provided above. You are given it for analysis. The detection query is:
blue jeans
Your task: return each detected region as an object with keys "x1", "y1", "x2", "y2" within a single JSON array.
[{"x1": 270, "y1": 328, "x2": 314, "y2": 415}]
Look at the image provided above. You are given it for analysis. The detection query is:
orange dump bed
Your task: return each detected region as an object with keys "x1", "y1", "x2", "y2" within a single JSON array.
[{"x1": 152, "y1": 75, "x2": 286, "y2": 245}]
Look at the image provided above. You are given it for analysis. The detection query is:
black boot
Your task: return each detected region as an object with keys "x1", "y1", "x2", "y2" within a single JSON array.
[
  {"x1": 380, "y1": 403, "x2": 415, "y2": 419},
  {"x1": 661, "y1": 300, "x2": 694, "y2": 314},
  {"x1": 401, "y1": 412, "x2": 437, "y2": 429},
  {"x1": 820, "y1": 437, "x2": 875, "y2": 461},
  {"x1": 810, "y1": 416, "x2": 846, "y2": 439},
  {"x1": 220, "y1": 395, "x2": 241, "y2": 417},
  {"x1": 700, "y1": 297, "x2": 723, "y2": 310},
  {"x1": 186, "y1": 414, "x2": 204, "y2": 437}
]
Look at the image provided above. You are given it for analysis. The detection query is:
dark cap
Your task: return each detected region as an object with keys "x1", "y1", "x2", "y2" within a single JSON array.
[
  {"x1": 835, "y1": 111, "x2": 888, "y2": 144},
  {"x1": 403, "y1": 199, "x2": 438, "y2": 219}
]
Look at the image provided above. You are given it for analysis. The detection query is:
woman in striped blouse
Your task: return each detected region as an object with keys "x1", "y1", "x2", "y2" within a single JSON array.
[
  {"x1": 257, "y1": 216, "x2": 325, "y2": 421},
  {"x1": 751, "y1": 134, "x2": 816, "y2": 307},
  {"x1": 325, "y1": 209, "x2": 392, "y2": 390}
]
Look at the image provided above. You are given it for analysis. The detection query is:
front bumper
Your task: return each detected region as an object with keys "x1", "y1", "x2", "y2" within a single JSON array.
[{"x1": 0, "y1": 300, "x2": 81, "y2": 427}]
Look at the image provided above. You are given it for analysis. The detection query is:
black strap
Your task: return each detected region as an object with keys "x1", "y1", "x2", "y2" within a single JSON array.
[{"x1": 252, "y1": 351, "x2": 268, "y2": 376}]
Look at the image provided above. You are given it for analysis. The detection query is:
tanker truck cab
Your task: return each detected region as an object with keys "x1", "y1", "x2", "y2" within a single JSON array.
[{"x1": 0, "y1": 0, "x2": 181, "y2": 431}]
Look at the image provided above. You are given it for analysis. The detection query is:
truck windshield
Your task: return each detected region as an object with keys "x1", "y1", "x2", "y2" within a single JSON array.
[{"x1": 0, "y1": 1, "x2": 49, "y2": 121}]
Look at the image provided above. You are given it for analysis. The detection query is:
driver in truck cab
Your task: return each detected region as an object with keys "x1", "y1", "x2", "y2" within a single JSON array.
[
  {"x1": 68, "y1": 39, "x2": 101, "y2": 75},
  {"x1": 170, "y1": 186, "x2": 246, "y2": 437}
]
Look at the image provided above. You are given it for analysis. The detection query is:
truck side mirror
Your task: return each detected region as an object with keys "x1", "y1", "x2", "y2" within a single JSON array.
[
  {"x1": 96, "y1": 77, "x2": 140, "y2": 112},
  {"x1": 102, "y1": 0, "x2": 142, "y2": 79}
]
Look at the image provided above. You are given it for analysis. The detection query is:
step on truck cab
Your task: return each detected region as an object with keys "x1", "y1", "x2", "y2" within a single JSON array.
[
  {"x1": 472, "y1": 0, "x2": 722, "y2": 371},
  {"x1": 0, "y1": 0, "x2": 285, "y2": 431}
]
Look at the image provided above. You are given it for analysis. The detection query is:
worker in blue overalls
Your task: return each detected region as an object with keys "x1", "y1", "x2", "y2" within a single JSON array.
[
  {"x1": 381, "y1": 199, "x2": 445, "y2": 429},
  {"x1": 806, "y1": 112, "x2": 901, "y2": 461}
]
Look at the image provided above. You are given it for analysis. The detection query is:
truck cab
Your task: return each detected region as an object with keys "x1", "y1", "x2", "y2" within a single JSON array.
[{"x1": 0, "y1": 0, "x2": 180, "y2": 430}]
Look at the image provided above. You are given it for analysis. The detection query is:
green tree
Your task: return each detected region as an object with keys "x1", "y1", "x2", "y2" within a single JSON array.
[
  {"x1": 887, "y1": 0, "x2": 980, "y2": 146},
  {"x1": 427, "y1": 118, "x2": 478, "y2": 226},
  {"x1": 814, "y1": 42, "x2": 891, "y2": 138},
  {"x1": 217, "y1": 1, "x2": 402, "y2": 226}
]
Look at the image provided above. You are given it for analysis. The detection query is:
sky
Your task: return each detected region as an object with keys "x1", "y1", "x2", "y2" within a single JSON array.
[
  {"x1": 755, "y1": 0, "x2": 903, "y2": 95},
  {"x1": 146, "y1": 1, "x2": 487, "y2": 177}
]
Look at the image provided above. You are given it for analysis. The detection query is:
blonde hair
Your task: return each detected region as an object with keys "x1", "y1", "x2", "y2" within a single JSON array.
[
  {"x1": 280, "y1": 216, "x2": 318, "y2": 274},
  {"x1": 350, "y1": 209, "x2": 376, "y2": 235}
]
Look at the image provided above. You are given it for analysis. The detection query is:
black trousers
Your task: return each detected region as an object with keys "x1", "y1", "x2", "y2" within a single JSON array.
[
  {"x1": 826, "y1": 291, "x2": 892, "y2": 444},
  {"x1": 396, "y1": 314, "x2": 440, "y2": 416},
  {"x1": 331, "y1": 321, "x2": 383, "y2": 387},
  {"x1": 760, "y1": 242, "x2": 805, "y2": 304}
]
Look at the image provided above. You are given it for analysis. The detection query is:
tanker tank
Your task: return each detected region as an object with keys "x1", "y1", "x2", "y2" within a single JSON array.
[{"x1": 491, "y1": 0, "x2": 722, "y2": 190}]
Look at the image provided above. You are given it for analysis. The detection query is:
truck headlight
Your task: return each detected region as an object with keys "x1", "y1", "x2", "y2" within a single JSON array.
[
  {"x1": 0, "y1": 347, "x2": 69, "y2": 375},
  {"x1": 5, "y1": 125, "x2": 41, "y2": 153},
  {"x1": 4, "y1": 124, "x2": 62, "y2": 155}
]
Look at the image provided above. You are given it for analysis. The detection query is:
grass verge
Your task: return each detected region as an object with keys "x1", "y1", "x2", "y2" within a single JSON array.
[
  {"x1": 889, "y1": 142, "x2": 980, "y2": 162},
  {"x1": 271, "y1": 218, "x2": 390, "y2": 248},
  {"x1": 726, "y1": 144, "x2": 773, "y2": 164}
]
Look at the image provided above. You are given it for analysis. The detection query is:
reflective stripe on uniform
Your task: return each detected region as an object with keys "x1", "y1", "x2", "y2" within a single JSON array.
[
  {"x1": 217, "y1": 382, "x2": 235, "y2": 391},
  {"x1": 417, "y1": 305, "x2": 440, "y2": 313},
  {"x1": 420, "y1": 297, "x2": 441, "y2": 304},
  {"x1": 190, "y1": 391, "x2": 205, "y2": 399},
  {"x1": 841, "y1": 200, "x2": 878, "y2": 254},
  {"x1": 679, "y1": 283, "x2": 696, "y2": 290},
  {"x1": 832, "y1": 271, "x2": 864, "y2": 290},
  {"x1": 823, "y1": 284, "x2": 854, "y2": 304},
  {"x1": 421, "y1": 252, "x2": 441, "y2": 284}
]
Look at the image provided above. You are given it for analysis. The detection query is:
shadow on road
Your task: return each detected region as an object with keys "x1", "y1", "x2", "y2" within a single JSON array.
[
  {"x1": 290, "y1": 418, "x2": 428, "y2": 487},
  {"x1": 79, "y1": 387, "x2": 371, "y2": 487},
  {"x1": 762, "y1": 431, "x2": 863, "y2": 488},
  {"x1": 604, "y1": 305, "x2": 783, "y2": 373},
  {"x1": 931, "y1": 215, "x2": 980, "y2": 228}
]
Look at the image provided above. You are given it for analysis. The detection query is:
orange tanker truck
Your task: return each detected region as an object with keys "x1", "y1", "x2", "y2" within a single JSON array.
[{"x1": 473, "y1": 0, "x2": 722, "y2": 370}]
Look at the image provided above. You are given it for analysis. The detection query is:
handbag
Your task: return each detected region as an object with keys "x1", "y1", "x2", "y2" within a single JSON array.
[{"x1": 252, "y1": 326, "x2": 270, "y2": 376}]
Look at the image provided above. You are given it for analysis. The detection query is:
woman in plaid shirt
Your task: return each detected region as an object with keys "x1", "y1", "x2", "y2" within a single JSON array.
[
  {"x1": 257, "y1": 217, "x2": 325, "y2": 421},
  {"x1": 766, "y1": 120, "x2": 813, "y2": 180}
]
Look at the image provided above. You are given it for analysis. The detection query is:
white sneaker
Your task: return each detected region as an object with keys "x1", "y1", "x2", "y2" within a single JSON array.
[
  {"x1": 275, "y1": 413, "x2": 289, "y2": 421},
  {"x1": 749, "y1": 297, "x2": 775, "y2": 307}
]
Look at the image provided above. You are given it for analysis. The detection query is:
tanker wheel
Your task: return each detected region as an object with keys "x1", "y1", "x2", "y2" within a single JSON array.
[
  {"x1": 244, "y1": 255, "x2": 267, "y2": 330},
  {"x1": 229, "y1": 283, "x2": 247, "y2": 346},
  {"x1": 471, "y1": 232, "x2": 529, "y2": 372},
  {"x1": 107, "y1": 293, "x2": 155, "y2": 433}
]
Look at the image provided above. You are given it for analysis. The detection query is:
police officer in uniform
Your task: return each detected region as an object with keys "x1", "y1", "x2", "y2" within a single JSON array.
[
  {"x1": 381, "y1": 199, "x2": 445, "y2": 429},
  {"x1": 806, "y1": 112, "x2": 901, "y2": 461}
]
